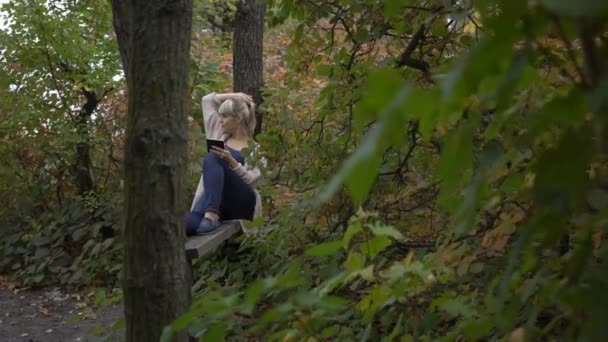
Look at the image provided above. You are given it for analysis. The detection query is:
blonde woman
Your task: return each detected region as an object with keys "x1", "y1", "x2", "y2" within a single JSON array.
[{"x1": 184, "y1": 92, "x2": 262, "y2": 236}]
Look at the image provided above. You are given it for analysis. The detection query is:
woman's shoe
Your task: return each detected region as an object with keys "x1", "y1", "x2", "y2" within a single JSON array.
[
  {"x1": 196, "y1": 217, "x2": 222, "y2": 235},
  {"x1": 184, "y1": 212, "x2": 204, "y2": 237}
]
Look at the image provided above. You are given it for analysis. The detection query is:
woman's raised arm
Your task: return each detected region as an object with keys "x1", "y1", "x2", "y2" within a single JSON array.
[{"x1": 202, "y1": 92, "x2": 254, "y2": 140}]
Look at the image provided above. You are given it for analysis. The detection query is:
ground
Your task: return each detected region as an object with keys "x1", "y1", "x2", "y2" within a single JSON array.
[{"x1": 0, "y1": 284, "x2": 123, "y2": 342}]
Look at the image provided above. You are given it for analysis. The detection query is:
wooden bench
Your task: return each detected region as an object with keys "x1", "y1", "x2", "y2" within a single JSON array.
[{"x1": 185, "y1": 220, "x2": 244, "y2": 260}]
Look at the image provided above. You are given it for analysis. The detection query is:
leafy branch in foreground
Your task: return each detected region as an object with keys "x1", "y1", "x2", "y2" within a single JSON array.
[{"x1": 173, "y1": 0, "x2": 607, "y2": 340}]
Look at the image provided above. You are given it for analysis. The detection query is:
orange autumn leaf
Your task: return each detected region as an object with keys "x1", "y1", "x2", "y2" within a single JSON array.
[
  {"x1": 510, "y1": 209, "x2": 526, "y2": 224},
  {"x1": 493, "y1": 234, "x2": 510, "y2": 252}
]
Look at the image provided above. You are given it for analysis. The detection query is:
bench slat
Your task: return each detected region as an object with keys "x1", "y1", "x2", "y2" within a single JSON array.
[{"x1": 185, "y1": 221, "x2": 242, "y2": 260}]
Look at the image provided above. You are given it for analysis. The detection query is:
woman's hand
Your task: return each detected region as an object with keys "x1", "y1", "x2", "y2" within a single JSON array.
[
  {"x1": 235, "y1": 92, "x2": 255, "y2": 107},
  {"x1": 215, "y1": 92, "x2": 254, "y2": 106},
  {"x1": 211, "y1": 146, "x2": 239, "y2": 168}
]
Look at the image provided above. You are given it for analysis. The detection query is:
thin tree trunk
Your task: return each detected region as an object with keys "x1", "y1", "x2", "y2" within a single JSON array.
[
  {"x1": 72, "y1": 88, "x2": 98, "y2": 195},
  {"x1": 233, "y1": 0, "x2": 265, "y2": 136},
  {"x1": 110, "y1": 0, "x2": 193, "y2": 341}
]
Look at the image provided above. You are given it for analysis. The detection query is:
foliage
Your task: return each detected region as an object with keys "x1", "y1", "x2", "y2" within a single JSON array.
[
  {"x1": 1, "y1": 0, "x2": 607, "y2": 340},
  {"x1": 169, "y1": 0, "x2": 608, "y2": 340},
  {"x1": 0, "y1": 0, "x2": 126, "y2": 287},
  {"x1": 0, "y1": 0, "x2": 229, "y2": 288},
  {"x1": 0, "y1": 195, "x2": 123, "y2": 287}
]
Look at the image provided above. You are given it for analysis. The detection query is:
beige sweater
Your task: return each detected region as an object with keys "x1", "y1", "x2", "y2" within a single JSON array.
[{"x1": 190, "y1": 93, "x2": 263, "y2": 219}]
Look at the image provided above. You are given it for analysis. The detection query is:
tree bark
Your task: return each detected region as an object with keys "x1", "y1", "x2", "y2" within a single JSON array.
[
  {"x1": 110, "y1": 0, "x2": 192, "y2": 341},
  {"x1": 233, "y1": 0, "x2": 266, "y2": 136},
  {"x1": 111, "y1": 0, "x2": 131, "y2": 79},
  {"x1": 72, "y1": 88, "x2": 98, "y2": 194}
]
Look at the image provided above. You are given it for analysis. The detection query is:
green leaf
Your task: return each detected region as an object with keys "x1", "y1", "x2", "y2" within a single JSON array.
[
  {"x1": 344, "y1": 252, "x2": 365, "y2": 271},
  {"x1": 368, "y1": 222, "x2": 404, "y2": 240},
  {"x1": 442, "y1": 35, "x2": 513, "y2": 101},
  {"x1": 321, "y1": 325, "x2": 339, "y2": 338},
  {"x1": 588, "y1": 188, "x2": 608, "y2": 210},
  {"x1": 565, "y1": 233, "x2": 593, "y2": 283},
  {"x1": 111, "y1": 319, "x2": 125, "y2": 332},
  {"x1": 436, "y1": 121, "x2": 475, "y2": 211},
  {"x1": 383, "y1": 0, "x2": 403, "y2": 17},
  {"x1": 259, "y1": 303, "x2": 293, "y2": 328},
  {"x1": 361, "y1": 322, "x2": 372, "y2": 341},
  {"x1": 242, "y1": 280, "x2": 266, "y2": 314},
  {"x1": 357, "y1": 285, "x2": 392, "y2": 321},
  {"x1": 242, "y1": 216, "x2": 264, "y2": 228},
  {"x1": 203, "y1": 322, "x2": 226, "y2": 342},
  {"x1": 436, "y1": 297, "x2": 476, "y2": 318},
  {"x1": 495, "y1": 54, "x2": 533, "y2": 111},
  {"x1": 360, "y1": 235, "x2": 392, "y2": 257},
  {"x1": 33, "y1": 274, "x2": 44, "y2": 283},
  {"x1": 305, "y1": 240, "x2": 343, "y2": 257},
  {"x1": 406, "y1": 87, "x2": 438, "y2": 138},
  {"x1": 33, "y1": 247, "x2": 50, "y2": 259},
  {"x1": 531, "y1": 91, "x2": 586, "y2": 134},
  {"x1": 381, "y1": 262, "x2": 407, "y2": 281},
  {"x1": 320, "y1": 84, "x2": 410, "y2": 204},
  {"x1": 453, "y1": 139, "x2": 504, "y2": 234},
  {"x1": 461, "y1": 318, "x2": 492, "y2": 339},
  {"x1": 94, "y1": 289, "x2": 106, "y2": 307},
  {"x1": 387, "y1": 313, "x2": 405, "y2": 340},
  {"x1": 171, "y1": 307, "x2": 200, "y2": 331},
  {"x1": 294, "y1": 23, "x2": 304, "y2": 41},
  {"x1": 470, "y1": 263, "x2": 484, "y2": 274},
  {"x1": 541, "y1": 0, "x2": 608, "y2": 16},
  {"x1": 318, "y1": 295, "x2": 349, "y2": 311},
  {"x1": 159, "y1": 326, "x2": 173, "y2": 342},
  {"x1": 359, "y1": 265, "x2": 375, "y2": 281},
  {"x1": 277, "y1": 261, "x2": 304, "y2": 288},
  {"x1": 533, "y1": 129, "x2": 592, "y2": 205},
  {"x1": 343, "y1": 221, "x2": 363, "y2": 249},
  {"x1": 459, "y1": 35, "x2": 475, "y2": 47}
]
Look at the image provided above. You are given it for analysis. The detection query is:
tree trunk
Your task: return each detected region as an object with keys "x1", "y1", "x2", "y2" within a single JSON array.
[
  {"x1": 72, "y1": 88, "x2": 98, "y2": 195},
  {"x1": 110, "y1": 1, "x2": 192, "y2": 341},
  {"x1": 110, "y1": 1, "x2": 131, "y2": 79},
  {"x1": 233, "y1": 0, "x2": 265, "y2": 136}
]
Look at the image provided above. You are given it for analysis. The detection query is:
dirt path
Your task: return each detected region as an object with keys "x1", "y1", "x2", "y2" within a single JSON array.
[{"x1": 0, "y1": 285, "x2": 123, "y2": 342}]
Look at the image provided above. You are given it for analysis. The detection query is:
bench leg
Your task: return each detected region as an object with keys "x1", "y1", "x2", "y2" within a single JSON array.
[{"x1": 186, "y1": 258, "x2": 197, "y2": 342}]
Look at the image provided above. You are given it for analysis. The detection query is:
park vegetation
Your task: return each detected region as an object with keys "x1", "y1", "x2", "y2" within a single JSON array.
[{"x1": 1, "y1": 0, "x2": 606, "y2": 340}]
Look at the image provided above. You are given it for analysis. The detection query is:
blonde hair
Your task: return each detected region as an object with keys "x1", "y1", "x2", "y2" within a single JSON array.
[{"x1": 218, "y1": 98, "x2": 256, "y2": 137}]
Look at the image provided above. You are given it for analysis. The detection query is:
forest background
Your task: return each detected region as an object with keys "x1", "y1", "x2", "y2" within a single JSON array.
[{"x1": 0, "y1": 0, "x2": 607, "y2": 340}]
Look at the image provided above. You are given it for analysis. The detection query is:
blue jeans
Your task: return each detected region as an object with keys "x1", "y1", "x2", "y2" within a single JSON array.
[{"x1": 184, "y1": 149, "x2": 256, "y2": 235}]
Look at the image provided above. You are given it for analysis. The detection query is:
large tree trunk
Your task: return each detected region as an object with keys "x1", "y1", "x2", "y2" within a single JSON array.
[
  {"x1": 110, "y1": 1, "x2": 131, "y2": 79},
  {"x1": 110, "y1": 1, "x2": 192, "y2": 341},
  {"x1": 233, "y1": 0, "x2": 265, "y2": 136}
]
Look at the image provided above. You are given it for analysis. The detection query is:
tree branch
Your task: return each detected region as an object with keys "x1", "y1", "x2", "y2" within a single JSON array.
[
  {"x1": 550, "y1": 15, "x2": 587, "y2": 86},
  {"x1": 578, "y1": 19, "x2": 603, "y2": 87},
  {"x1": 395, "y1": 24, "x2": 431, "y2": 76}
]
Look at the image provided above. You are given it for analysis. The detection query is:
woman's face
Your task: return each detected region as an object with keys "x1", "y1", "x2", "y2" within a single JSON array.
[{"x1": 220, "y1": 112, "x2": 240, "y2": 134}]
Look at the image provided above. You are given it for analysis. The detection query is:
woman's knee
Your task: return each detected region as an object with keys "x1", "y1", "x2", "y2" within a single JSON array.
[{"x1": 202, "y1": 152, "x2": 222, "y2": 168}]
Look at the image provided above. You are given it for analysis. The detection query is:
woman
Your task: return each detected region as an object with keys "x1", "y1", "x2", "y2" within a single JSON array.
[{"x1": 184, "y1": 92, "x2": 263, "y2": 236}]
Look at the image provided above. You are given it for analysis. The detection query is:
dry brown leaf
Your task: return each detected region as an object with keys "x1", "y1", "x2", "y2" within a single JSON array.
[
  {"x1": 493, "y1": 234, "x2": 510, "y2": 252},
  {"x1": 593, "y1": 231, "x2": 603, "y2": 250},
  {"x1": 511, "y1": 209, "x2": 526, "y2": 224},
  {"x1": 509, "y1": 327, "x2": 525, "y2": 342}
]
